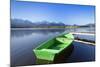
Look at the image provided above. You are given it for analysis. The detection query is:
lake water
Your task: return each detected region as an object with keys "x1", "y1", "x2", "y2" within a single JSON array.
[{"x1": 11, "y1": 28, "x2": 95, "y2": 67}]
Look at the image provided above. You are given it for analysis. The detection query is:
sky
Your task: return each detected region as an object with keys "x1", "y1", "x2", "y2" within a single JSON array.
[{"x1": 11, "y1": 0, "x2": 95, "y2": 25}]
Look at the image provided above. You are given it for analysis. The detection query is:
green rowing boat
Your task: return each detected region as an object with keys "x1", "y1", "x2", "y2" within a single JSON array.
[{"x1": 33, "y1": 33, "x2": 74, "y2": 62}]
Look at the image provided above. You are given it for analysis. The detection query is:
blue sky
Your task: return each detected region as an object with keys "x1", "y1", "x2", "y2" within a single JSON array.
[{"x1": 11, "y1": 0, "x2": 95, "y2": 25}]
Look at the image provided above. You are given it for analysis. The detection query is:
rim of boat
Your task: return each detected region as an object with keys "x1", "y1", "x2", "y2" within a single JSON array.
[{"x1": 33, "y1": 32, "x2": 73, "y2": 50}]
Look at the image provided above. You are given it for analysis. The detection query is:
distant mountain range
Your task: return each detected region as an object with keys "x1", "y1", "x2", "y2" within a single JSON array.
[
  {"x1": 11, "y1": 19, "x2": 95, "y2": 28},
  {"x1": 11, "y1": 19, "x2": 65, "y2": 28}
]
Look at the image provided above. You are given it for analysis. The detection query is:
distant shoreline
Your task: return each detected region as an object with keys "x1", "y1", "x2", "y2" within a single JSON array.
[
  {"x1": 11, "y1": 26, "x2": 92, "y2": 30},
  {"x1": 11, "y1": 28, "x2": 67, "y2": 30},
  {"x1": 11, "y1": 28, "x2": 95, "y2": 34}
]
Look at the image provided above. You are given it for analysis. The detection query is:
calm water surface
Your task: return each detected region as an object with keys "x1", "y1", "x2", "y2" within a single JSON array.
[{"x1": 11, "y1": 28, "x2": 95, "y2": 66}]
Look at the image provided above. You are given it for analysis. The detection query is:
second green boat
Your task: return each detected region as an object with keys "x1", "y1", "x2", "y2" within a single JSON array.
[{"x1": 33, "y1": 33, "x2": 74, "y2": 62}]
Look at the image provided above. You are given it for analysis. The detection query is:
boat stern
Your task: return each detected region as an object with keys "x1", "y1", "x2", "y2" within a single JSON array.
[{"x1": 33, "y1": 49, "x2": 58, "y2": 61}]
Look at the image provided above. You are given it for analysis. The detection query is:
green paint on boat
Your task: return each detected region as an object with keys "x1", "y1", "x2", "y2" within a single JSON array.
[{"x1": 33, "y1": 33, "x2": 74, "y2": 61}]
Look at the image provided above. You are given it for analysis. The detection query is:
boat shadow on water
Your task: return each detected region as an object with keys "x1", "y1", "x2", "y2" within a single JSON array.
[{"x1": 35, "y1": 44, "x2": 74, "y2": 65}]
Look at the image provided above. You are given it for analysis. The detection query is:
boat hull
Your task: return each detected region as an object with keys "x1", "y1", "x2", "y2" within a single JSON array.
[
  {"x1": 35, "y1": 44, "x2": 74, "y2": 64},
  {"x1": 33, "y1": 33, "x2": 74, "y2": 63}
]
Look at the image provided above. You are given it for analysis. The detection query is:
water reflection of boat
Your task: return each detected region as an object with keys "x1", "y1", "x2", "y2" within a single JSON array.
[{"x1": 33, "y1": 33, "x2": 74, "y2": 64}]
